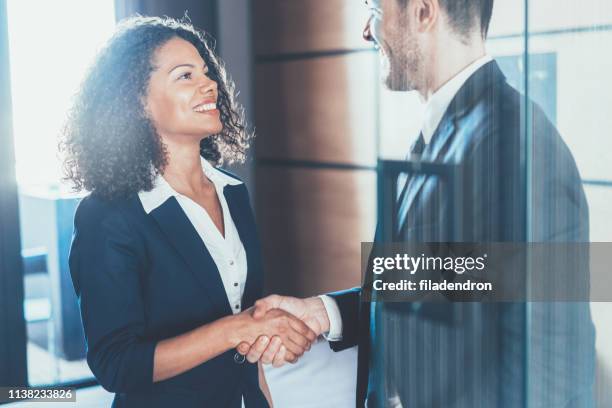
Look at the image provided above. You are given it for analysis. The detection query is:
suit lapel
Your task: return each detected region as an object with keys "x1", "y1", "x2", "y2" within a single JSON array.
[
  {"x1": 397, "y1": 61, "x2": 505, "y2": 235},
  {"x1": 408, "y1": 110, "x2": 458, "y2": 196},
  {"x1": 223, "y1": 185, "x2": 261, "y2": 309},
  {"x1": 149, "y1": 197, "x2": 232, "y2": 317}
]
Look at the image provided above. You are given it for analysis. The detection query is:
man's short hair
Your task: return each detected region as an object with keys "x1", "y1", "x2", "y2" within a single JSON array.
[
  {"x1": 400, "y1": 0, "x2": 495, "y2": 39},
  {"x1": 440, "y1": 0, "x2": 494, "y2": 38}
]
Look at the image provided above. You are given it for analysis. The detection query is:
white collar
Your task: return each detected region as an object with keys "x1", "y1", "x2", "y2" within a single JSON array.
[
  {"x1": 138, "y1": 157, "x2": 242, "y2": 214},
  {"x1": 421, "y1": 54, "x2": 493, "y2": 144}
]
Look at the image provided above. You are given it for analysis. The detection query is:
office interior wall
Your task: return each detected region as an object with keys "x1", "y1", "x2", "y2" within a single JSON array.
[{"x1": 252, "y1": 0, "x2": 377, "y2": 296}]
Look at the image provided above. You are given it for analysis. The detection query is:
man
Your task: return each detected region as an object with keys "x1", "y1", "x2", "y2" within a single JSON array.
[{"x1": 242, "y1": 0, "x2": 595, "y2": 406}]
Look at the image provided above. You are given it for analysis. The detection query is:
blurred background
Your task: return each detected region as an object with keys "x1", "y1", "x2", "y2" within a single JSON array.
[{"x1": 0, "y1": 0, "x2": 611, "y2": 406}]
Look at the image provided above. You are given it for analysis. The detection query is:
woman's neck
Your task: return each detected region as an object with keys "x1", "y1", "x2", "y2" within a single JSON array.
[{"x1": 161, "y1": 139, "x2": 212, "y2": 196}]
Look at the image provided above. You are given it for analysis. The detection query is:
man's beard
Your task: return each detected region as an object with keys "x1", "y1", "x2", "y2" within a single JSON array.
[{"x1": 382, "y1": 43, "x2": 422, "y2": 92}]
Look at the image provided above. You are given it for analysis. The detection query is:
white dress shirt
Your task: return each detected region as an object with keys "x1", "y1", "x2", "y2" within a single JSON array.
[
  {"x1": 138, "y1": 157, "x2": 248, "y2": 315},
  {"x1": 321, "y1": 55, "x2": 494, "y2": 340}
]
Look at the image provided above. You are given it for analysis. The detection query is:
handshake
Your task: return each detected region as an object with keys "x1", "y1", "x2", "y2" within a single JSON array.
[{"x1": 231, "y1": 295, "x2": 330, "y2": 367}]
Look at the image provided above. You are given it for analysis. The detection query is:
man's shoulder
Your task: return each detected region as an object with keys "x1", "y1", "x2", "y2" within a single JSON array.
[
  {"x1": 465, "y1": 80, "x2": 560, "y2": 144},
  {"x1": 449, "y1": 80, "x2": 519, "y2": 155},
  {"x1": 474, "y1": 79, "x2": 522, "y2": 124}
]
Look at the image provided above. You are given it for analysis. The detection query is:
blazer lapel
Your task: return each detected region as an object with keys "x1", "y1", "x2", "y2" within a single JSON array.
[
  {"x1": 223, "y1": 185, "x2": 261, "y2": 309},
  {"x1": 397, "y1": 61, "x2": 505, "y2": 234},
  {"x1": 149, "y1": 197, "x2": 232, "y2": 317}
]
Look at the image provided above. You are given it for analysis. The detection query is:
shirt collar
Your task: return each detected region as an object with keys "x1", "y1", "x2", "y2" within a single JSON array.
[
  {"x1": 421, "y1": 54, "x2": 493, "y2": 144},
  {"x1": 138, "y1": 157, "x2": 242, "y2": 214},
  {"x1": 200, "y1": 157, "x2": 243, "y2": 188}
]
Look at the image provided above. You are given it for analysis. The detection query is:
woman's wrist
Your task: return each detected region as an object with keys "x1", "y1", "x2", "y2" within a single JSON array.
[{"x1": 222, "y1": 311, "x2": 257, "y2": 349}]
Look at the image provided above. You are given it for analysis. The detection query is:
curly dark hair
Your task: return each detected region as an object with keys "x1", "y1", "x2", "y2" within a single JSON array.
[{"x1": 60, "y1": 16, "x2": 251, "y2": 200}]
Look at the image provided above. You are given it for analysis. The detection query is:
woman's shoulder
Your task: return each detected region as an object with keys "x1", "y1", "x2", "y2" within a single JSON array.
[{"x1": 74, "y1": 192, "x2": 141, "y2": 227}]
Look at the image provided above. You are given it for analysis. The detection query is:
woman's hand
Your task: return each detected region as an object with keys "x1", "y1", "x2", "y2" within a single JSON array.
[
  {"x1": 231, "y1": 308, "x2": 317, "y2": 362},
  {"x1": 151, "y1": 307, "x2": 314, "y2": 383}
]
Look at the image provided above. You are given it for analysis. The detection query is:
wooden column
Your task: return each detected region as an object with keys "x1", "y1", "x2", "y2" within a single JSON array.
[{"x1": 252, "y1": 0, "x2": 377, "y2": 297}]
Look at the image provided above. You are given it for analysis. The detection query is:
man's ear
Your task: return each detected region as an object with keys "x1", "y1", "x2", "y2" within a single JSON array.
[{"x1": 413, "y1": 0, "x2": 440, "y2": 33}]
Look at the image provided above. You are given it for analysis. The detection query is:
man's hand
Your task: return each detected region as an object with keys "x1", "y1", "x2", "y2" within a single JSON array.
[
  {"x1": 237, "y1": 295, "x2": 330, "y2": 366},
  {"x1": 232, "y1": 307, "x2": 317, "y2": 364}
]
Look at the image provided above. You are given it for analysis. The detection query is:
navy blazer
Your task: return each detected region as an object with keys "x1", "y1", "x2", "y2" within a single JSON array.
[
  {"x1": 68, "y1": 172, "x2": 269, "y2": 408},
  {"x1": 329, "y1": 61, "x2": 595, "y2": 407}
]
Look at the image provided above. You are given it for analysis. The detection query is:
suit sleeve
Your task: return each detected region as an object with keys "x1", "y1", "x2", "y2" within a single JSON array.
[
  {"x1": 69, "y1": 198, "x2": 156, "y2": 393},
  {"x1": 326, "y1": 288, "x2": 361, "y2": 351}
]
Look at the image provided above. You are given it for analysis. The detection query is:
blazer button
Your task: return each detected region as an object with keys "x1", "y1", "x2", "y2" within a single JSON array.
[{"x1": 234, "y1": 352, "x2": 246, "y2": 364}]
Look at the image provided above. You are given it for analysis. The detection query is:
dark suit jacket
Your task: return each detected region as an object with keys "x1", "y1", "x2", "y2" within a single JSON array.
[
  {"x1": 68, "y1": 172, "x2": 269, "y2": 408},
  {"x1": 329, "y1": 61, "x2": 595, "y2": 407}
]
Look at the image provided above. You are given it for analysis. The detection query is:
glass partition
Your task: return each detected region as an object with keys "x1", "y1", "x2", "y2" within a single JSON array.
[
  {"x1": 527, "y1": 1, "x2": 612, "y2": 405},
  {"x1": 373, "y1": 0, "x2": 610, "y2": 406}
]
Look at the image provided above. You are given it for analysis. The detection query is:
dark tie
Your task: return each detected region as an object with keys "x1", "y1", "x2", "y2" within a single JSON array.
[
  {"x1": 410, "y1": 132, "x2": 426, "y2": 156},
  {"x1": 396, "y1": 132, "x2": 426, "y2": 212}
]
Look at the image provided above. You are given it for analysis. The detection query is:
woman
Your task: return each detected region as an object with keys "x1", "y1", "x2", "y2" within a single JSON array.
[{"x1": 60, "y1": 16, "x2": 315, "y2": 408}]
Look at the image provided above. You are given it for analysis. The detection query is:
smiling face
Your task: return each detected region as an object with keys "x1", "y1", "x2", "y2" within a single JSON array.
[
  {"x1": 144, "y1": 37, "x2": 222, "y2": 143},
  {"x1": 364, "y1": 0, "x2": 425, "y2": 91}
]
